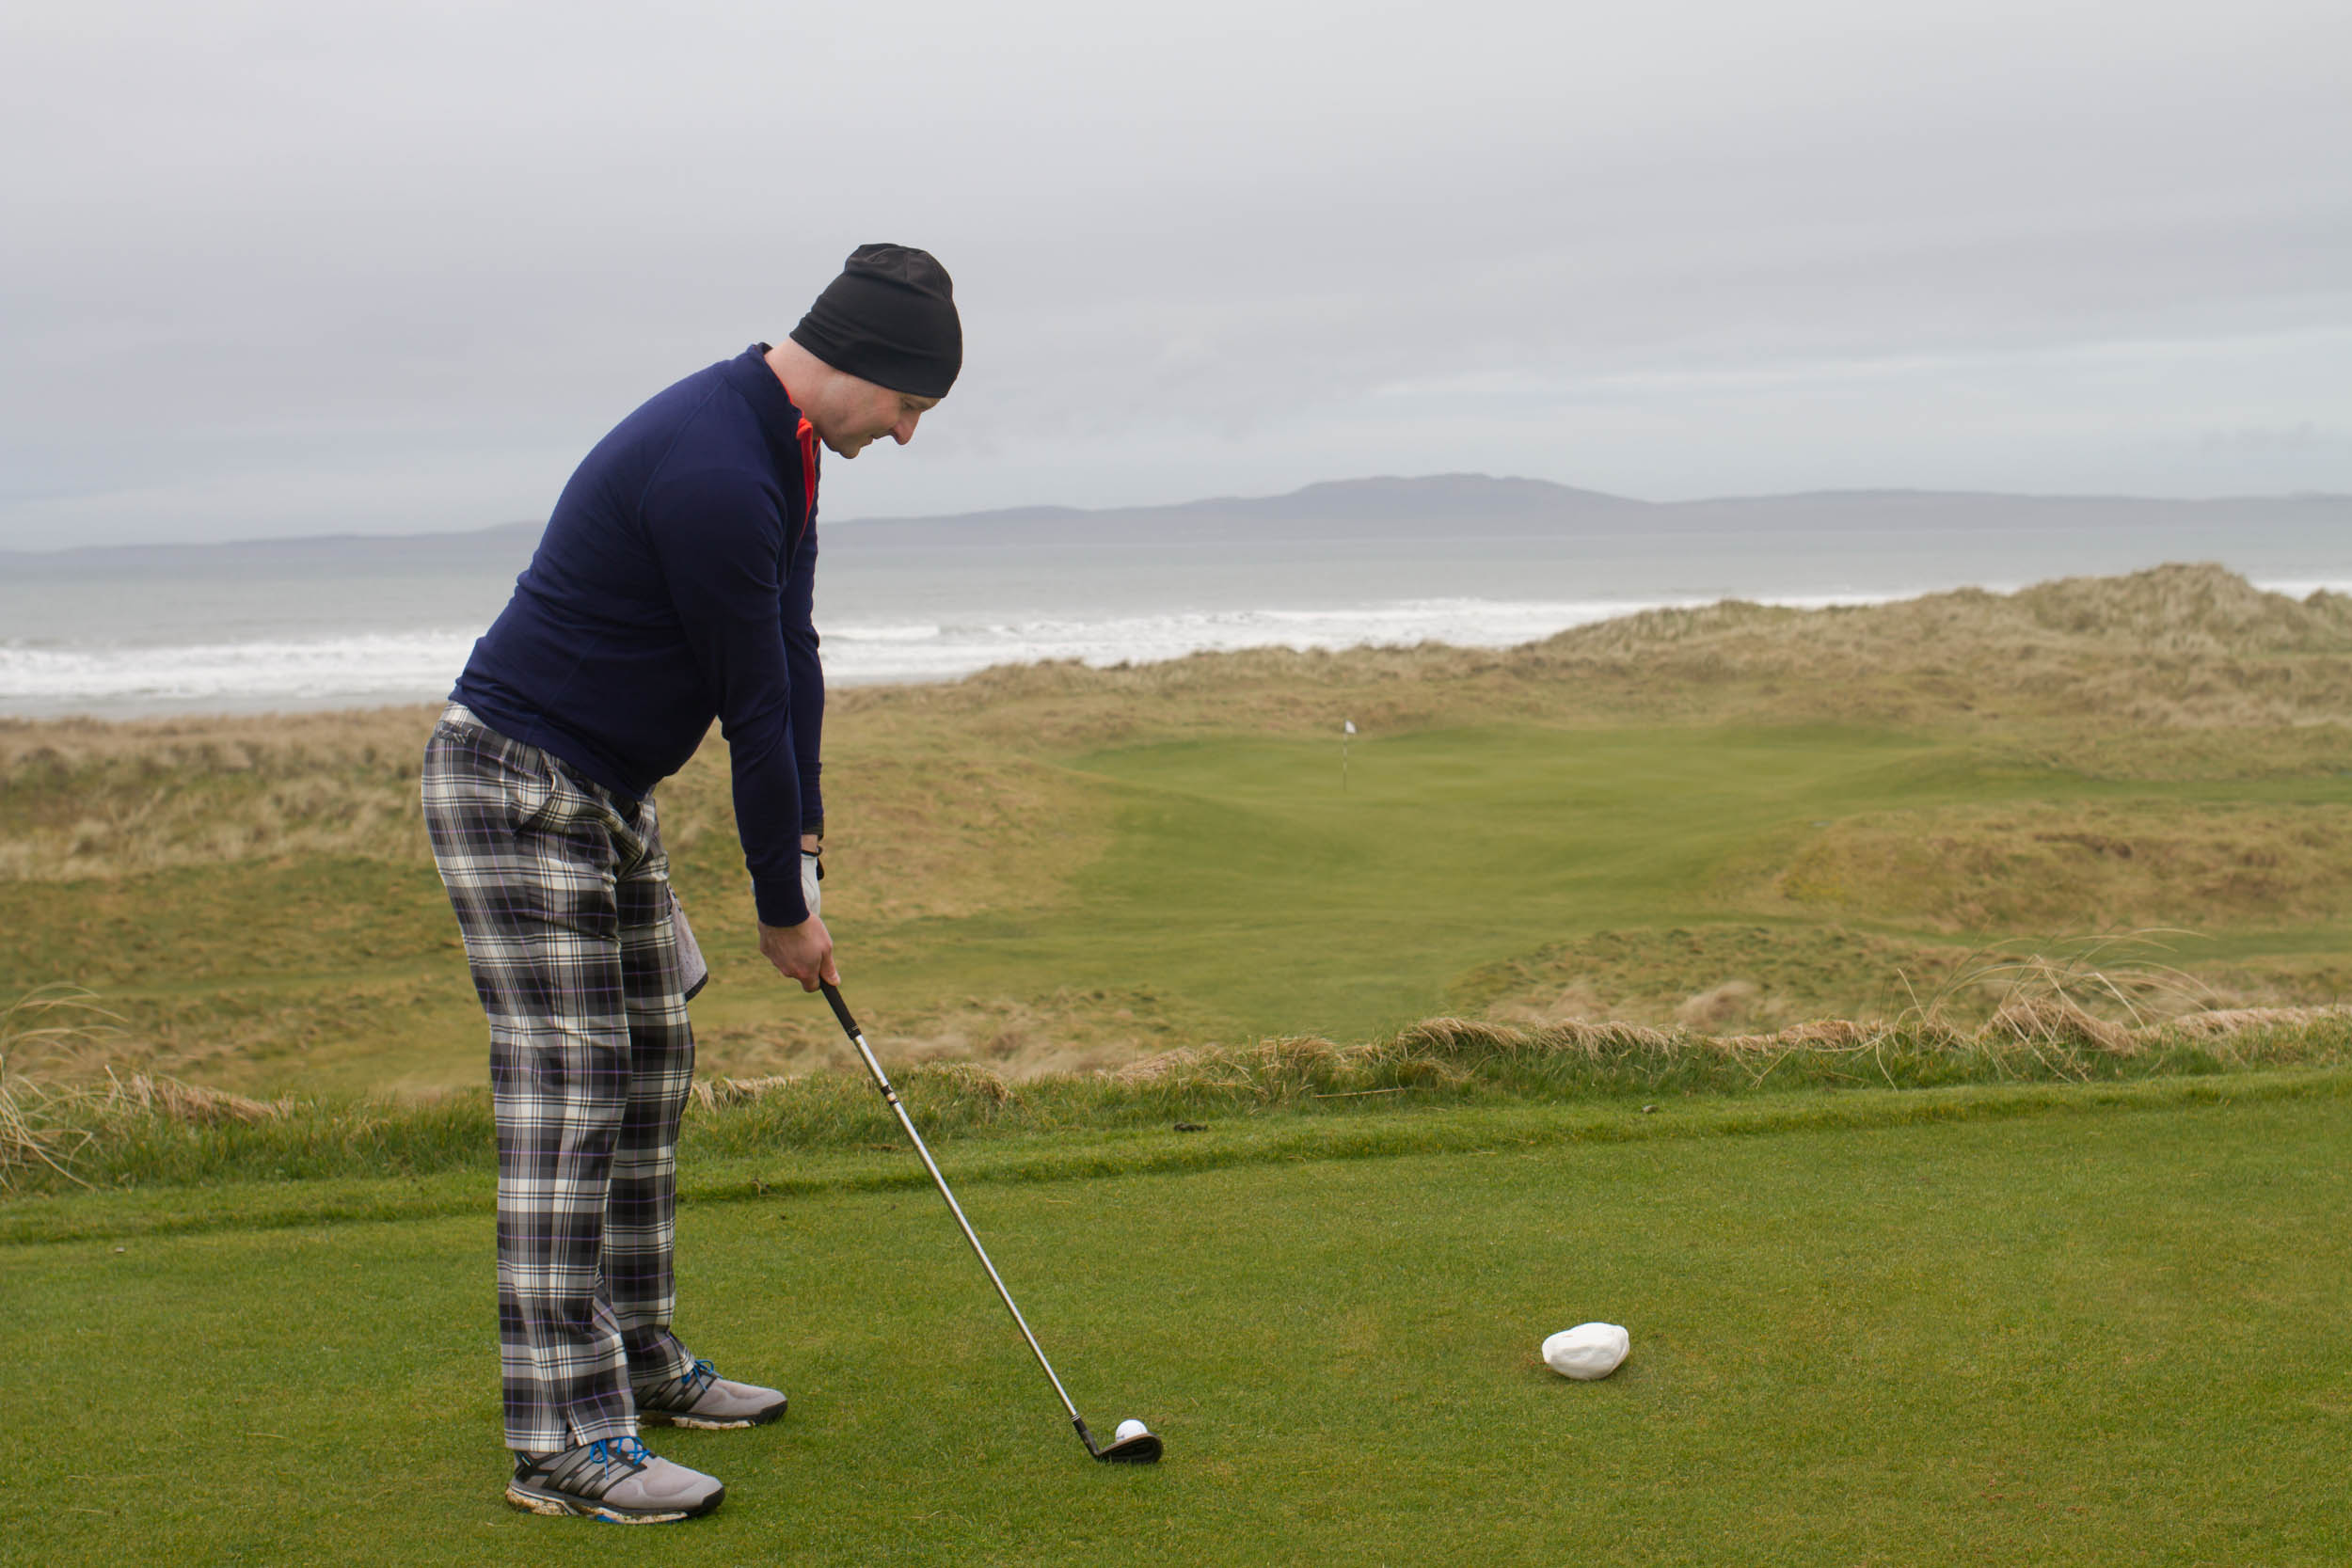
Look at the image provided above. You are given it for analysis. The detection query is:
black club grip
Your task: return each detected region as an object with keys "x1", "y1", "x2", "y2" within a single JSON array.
[{"x1": 819, "y1": 981, "x2": 861, "y2": 1038}]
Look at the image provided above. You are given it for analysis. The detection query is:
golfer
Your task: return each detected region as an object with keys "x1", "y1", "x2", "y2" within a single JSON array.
[{"x1": 420, "y1": 245, "x2": 960, "y2": 1522}]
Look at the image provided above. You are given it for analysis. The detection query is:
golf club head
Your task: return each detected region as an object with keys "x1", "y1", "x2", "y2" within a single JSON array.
[{"x1": 1095, "y1": 1431, "x2": 1163, "y2": 1465}]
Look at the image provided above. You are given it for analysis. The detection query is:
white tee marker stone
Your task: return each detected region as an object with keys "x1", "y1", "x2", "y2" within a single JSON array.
[{"x1": 1543, "y1": 1323, "x2": 1630, "y2": 1380}]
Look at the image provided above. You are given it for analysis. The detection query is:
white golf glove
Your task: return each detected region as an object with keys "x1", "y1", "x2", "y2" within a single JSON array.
[
  {"x1": 801, "y1": 849, "x2": 822, "y2": 920},
  {"x1": 669, "y1": 887, "x2": 710, "y2": 1000}
]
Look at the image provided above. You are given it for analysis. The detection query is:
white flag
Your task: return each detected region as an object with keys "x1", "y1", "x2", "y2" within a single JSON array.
[{"x1": 1343, "y1": 720, "x2": 1357, "y2": 735}]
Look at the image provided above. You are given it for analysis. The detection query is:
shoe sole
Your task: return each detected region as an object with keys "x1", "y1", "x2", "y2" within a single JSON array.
[
  {"x1": 504, "y1": 1483, "x2": 723, "y2": 1523},
  {"x1": 637, "y1": 1394, "x2": 787, "y2": 1431}
]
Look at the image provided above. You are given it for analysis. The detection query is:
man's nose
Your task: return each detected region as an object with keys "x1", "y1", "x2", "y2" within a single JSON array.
[{"x1": 893, "y1": 411, "x2": 923, "y2": 444}]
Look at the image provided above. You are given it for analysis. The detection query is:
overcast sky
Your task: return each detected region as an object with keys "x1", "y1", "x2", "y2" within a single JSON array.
[{"x1": 4, "y1": 0, "x2": 2347, "y2": 548}]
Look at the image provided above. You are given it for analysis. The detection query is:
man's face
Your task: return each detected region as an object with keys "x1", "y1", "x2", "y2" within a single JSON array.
[{"x1": 820, "y1": 380, "x2": 938, "y2": 460}]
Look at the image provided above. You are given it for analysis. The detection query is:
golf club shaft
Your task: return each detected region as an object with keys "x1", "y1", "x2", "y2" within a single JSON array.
[{"x1": 819, "y1": 981, "x2": 1088, "y2": 1435}]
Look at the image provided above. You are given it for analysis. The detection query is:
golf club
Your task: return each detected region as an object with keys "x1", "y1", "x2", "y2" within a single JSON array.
[{"x1": 818, "y1": 980, "x2": 1164, "y2": 1465}]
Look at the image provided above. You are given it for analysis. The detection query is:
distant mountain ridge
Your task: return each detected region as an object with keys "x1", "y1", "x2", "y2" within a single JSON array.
[
  {"x1": 4, "y1": 474, "x2": 2347, "y2": 565},
  {"x1": 849, "y1": 472, "x2": 2347, "y2": 536},
  {"x1": 0, "y1": 520, "x2": 546, "y2": 573}
]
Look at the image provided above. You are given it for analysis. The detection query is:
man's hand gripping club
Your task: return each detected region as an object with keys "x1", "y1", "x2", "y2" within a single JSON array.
[
  {"x1": 760, "y1": 915, "x2": 837, "y2": 991},
  {"x1": 759, "y1": 837, "x2": 836, "y2": 990}
]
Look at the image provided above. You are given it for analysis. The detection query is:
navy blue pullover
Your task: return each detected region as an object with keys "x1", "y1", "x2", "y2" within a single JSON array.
[{"x1": 453, "y1": 345, "x2": 824, "y2": 927}]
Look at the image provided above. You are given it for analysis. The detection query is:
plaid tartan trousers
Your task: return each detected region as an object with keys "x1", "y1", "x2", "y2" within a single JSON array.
[{"x1": 421, "y1": 705, "x2": 700, "y2": 1454}]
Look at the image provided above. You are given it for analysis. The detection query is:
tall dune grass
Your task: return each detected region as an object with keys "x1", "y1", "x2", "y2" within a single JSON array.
[{"x1": 0, "y1": 987, "x2": 298, "y2": 1193}]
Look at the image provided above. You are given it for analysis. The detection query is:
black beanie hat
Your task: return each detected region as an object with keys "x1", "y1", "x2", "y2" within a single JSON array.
[{"x1": 788, "y1": 244, "x2": 962, "y2": 399}]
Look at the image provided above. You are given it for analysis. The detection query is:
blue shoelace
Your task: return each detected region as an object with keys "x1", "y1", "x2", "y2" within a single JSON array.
[{"x1": 588, "y1": 1435, "x2": 653, "y2": 1472}]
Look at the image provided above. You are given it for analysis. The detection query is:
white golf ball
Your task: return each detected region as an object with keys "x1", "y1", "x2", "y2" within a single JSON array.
[
  {"x1": 1113, "y1": 1418, "x2": 1150, "y2": 1443},
  {"x1": 1542, "y1": 1322, "x2": 1630, "y2": 1380}
]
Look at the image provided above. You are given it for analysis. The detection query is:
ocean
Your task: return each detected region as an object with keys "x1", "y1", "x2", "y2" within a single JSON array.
[{"x1": 3, "y1": 478, "x2": 2346, "y2": 719}]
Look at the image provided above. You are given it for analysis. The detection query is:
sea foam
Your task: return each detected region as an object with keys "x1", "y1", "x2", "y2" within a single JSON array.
[{"x1": 6, "y1": 581, "x2": 2341, "y2": 717}]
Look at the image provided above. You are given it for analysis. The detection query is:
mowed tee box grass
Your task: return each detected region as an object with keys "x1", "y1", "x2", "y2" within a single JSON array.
[{"x1": 5, "y1": 1085, "x2": 2348, "y2": 1564}]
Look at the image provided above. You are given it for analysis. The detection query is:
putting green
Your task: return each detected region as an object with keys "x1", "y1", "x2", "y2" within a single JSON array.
[{"x1": 6, "y1": 1087, "x2": 2344, "y2": 1565}]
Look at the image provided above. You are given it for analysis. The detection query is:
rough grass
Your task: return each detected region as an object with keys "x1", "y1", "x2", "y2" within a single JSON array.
[
  {"x1": 692, "y1": 984, "x2": 1220, "y2": 1080},
  {"x1": 1453, "y1": 925, "x2": 2352, "y2": 1035},
  {"x1": 0, "y1": 708, "x2": 437, "y2": 879},
  {"x1": 0, "y1": 987, "x2": 292, "y2": 1194},
  {"x1": 6, "y1": 991, "x2": 2344, "y2": 1198},
  {"x1": 1765, "y1": 800, "x2": 2352, "y2": 929}
]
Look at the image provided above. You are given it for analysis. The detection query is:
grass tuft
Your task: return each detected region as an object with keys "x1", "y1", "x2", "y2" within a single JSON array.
[{"x1": 0, "y1": 987, "x2": 122, "y2": 1192}]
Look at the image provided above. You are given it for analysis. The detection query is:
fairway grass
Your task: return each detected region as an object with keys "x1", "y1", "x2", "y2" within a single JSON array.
[{"x1": 5, "y1": 1086, "x2": 2346, "y2": 1565}]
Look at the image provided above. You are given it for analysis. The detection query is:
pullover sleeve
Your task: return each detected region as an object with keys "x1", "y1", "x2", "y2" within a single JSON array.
[
  {"x1": 641, "y1": 466, "x2": 811, "y2": 927},
  {"x1": 781, "y1": 517, "x2": 824, "y2": 832}
]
